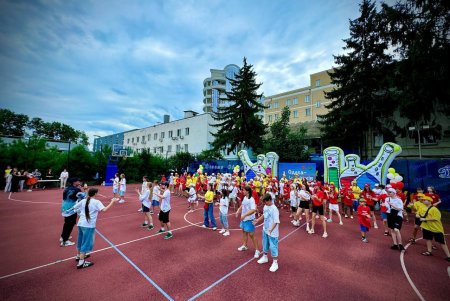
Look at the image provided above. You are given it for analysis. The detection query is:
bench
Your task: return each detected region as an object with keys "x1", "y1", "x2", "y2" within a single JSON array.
[{"x1": 37, "y1": 179, "x2": 60, "y2": 188}]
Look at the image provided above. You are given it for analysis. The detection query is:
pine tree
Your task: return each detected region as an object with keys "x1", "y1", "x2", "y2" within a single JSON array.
[
  {"x1": 319, "y1": 0, "x2": 395, "y2": 156},
  {"x1": 210, "y1": 57, "x2": 266, "y2": 154}
]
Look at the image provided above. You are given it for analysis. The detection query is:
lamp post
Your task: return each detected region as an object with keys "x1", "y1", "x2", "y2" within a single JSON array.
[{"x1": 408, "y1": 124, "x2": 429, "y2": 159}]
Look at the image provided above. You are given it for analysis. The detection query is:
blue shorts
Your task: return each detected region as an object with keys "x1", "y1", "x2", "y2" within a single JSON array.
[
  {"x1": 113, "y1": 188, "x2": 118, "y2": 194},
  {"x1": 381, "y1": 212, "x2": 388, "y2": 220},
  {"x1": 77, "y1": 226, "x2": 95, "y2": 253},
  {"x1": 360, "y1": 225, "x2": 369, "y2": 232},
  {"x1": 240, "y1": 220, "x2": 255, "y2": 233},
  {"x1": 152, "y1": 200, "x2": 160, "y2": 207},
  {"x1": 262, "y1": 231, "x2": 279, "y2": 257},
  {"x1": 220, "y1": 213, "x2": 229, "y2": 228},
  {"x1": 119, "y1": 190, "x2": 125, "y2": 197}
]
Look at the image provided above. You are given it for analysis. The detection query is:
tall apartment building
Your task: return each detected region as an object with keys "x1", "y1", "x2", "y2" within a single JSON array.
[
  {"x1": 123, "y1": 111, "x2": 217, "y2": 157},
  {"x1": 203, "y1": 64, "x2": 240, "y2": 113},
  {"x1": 264, "y1": 69, "x2": 335, "y2": 126}
]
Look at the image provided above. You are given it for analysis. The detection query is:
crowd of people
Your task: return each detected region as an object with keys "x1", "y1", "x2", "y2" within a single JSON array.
[
  {"x1": 4, "y1": 166, "x2": 70, "y2": 192},
  {"x1": 57, "y1": 169, "x2": 449, "y2": 271}
]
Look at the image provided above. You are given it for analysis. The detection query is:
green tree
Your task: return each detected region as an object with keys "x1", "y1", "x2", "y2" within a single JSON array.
[
  {"x1": 196, "y1": 149, "x2": 224, "y2": 161},
  {"x1": 0, "y1": 109, "x2": 29, "y2": 136},
  {"x1": 262, "y1": 106, "x2": 309, "y2": 162},
  {"x1": 211, "y1": 57, "x2": 266, "y2": 154},
  {"x1": 168, "y1": 152, "x2": 195, "y2": 173},
  {"x1": 319, "y1": 0, "x2": 396, "y2": 157},
  {"x1": 381, "y1": 0, "x2": 450, "y2": 125}
]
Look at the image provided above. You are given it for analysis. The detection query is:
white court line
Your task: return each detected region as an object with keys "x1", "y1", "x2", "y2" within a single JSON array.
[
  {"x1": 0, "y1": 221, "x2": 204, "y2": 280},
  {"x1": 400, "y1": 238, "x2": 426, "y2": 301},
  {"x1": 183, "y1": 208, "x2": 263, "y2": 231},
  {"x1": 96, "y1": 230, "x2": 174, "y2": 301},
  {"x1": 8, "y1": 193, "x2": 60, "y2": 205},
  {"x1": 187, "y1": 222, "x2": 306, "y2": 301}
]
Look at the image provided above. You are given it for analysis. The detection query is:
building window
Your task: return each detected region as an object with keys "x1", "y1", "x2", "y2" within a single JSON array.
[
  {"x1": 268, "y1": 103, "x2": 272, "y2": 109},
  {"x1": 160, "y1": 146, "x2": 163, "y2": 153},
  {"x1": 176, "y1": 144, "x2": 181, "y2": 152},
  {"x1": 268, "y1": 115, "x2": 272, "y2": 122},
  {"x1": 273, "y1": 102, "x2": 279, "y2": 109},
  {"x1": 132, "y1": 137, "x2": 134, "y2": 143},
  {"x1": 177, "y1": 129, "x2": 181, "y2": 136},
  {"x1": 305, "y1": 95, "x2": 310, "y2": 103},
  {"x1": 153, "y1": 147, "x2": 157, "y2": 153},
  {"x1": 274, "y1": 114, "x2": 279, "y2": 121},
  {"x1": 161, "y1": 132, "x2": 165, "y2": 139},
  {"x1": 127, "y1": 138, "x2": 130, "y2": 144},
  {"x1": 168, "y1": 130, "x2": 173, "y2": 138},
  {"x1": 154, "y1": 133, "x2": 158, "y2": 140},
  {"x1": 316, "y1": 101, "x2": 321, "y2": 108},
  {"x1": 185, "y1": 144, "x2": 188, "y2": 152},
  {"x1": 305, "y1": 108, "x2": 311, "y2": 116},
  {"x1": 286, "y1": 99, "x2": 291, "y2": 106},
  {"x1": 136, "y1": 137, "x2": 139, "y2": 142},
  {"x1": 315, "y1": 79, "x2": 321, "y2": 87},
  {"x1": 148, "y1": 134, "x2": 151, "y2": 141},
  {"x1": 293, "y1": 98, "x2": 298, "y2": 105},
  {"x1": 142, "y1": 135, "x2": 145, "y2": 142},
  {"x1": 293, "y1": 110, "x2": 299, "y2": 118},
  {"x1": 185, "y1": 128, "x2": 190, "y2": 136},
  {"x1": 168, "y1": 145, "x2": 172, "y2": 152}
]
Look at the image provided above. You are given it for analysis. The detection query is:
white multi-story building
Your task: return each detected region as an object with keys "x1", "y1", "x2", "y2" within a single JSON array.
[{"x1": 123, "y1": 111, "x2": 217, "y2": 157}]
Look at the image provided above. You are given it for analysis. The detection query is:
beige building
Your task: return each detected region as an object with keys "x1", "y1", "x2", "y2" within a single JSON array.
[{"x1": 264, "y1": 69, "x2": 335, "y2": 125}]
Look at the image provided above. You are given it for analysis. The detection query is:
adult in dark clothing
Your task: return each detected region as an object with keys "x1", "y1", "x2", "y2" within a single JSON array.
[
  {"x1": 10, "y1": 169, "x2": 21, "y2": 193},
  {"x1": 60, "y1": 177, "x2": 85, "y2": 246}
]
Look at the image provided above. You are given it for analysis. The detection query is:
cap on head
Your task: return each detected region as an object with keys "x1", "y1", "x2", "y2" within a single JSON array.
[{"x1": 387, "y1": 188, "x2": 396, "y2": 193}]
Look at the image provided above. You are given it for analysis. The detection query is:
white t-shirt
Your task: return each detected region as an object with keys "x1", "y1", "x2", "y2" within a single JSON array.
[
  {"x1": 141, "y1": 181, "x2": 148, "y2": 194},
  {"x1": 299, "y1": 190, "x2": 311, "y2": 201},
  {"x1": 152, "y1": 186, "x2": 160, "y2": 201},
  {"x1": 119, "y1": 178, "x2": 126, "y2": 192},
  {"x1": 60, "y1": 171, "x2": 69, "y2": 179},
  {"x1": 385, "y1": 197, "x2": 403, "y2": 217},
  {"x1": 188, "y1": 187, "x2": 197, "y2": 202},
  {"x1": 219, "y1": 197, "x2": 229, "y2": 215},
  {"x1": 229, "y1": 186, "x2": 238, "y2": 198},
  {"x1": 113, "y1": 177, "x2": 119, "y2": 189},
  {"x1": 241, "y1": 196, "x2": 256, "y2": 221},
  {"x1": 263, "y1": 204, "x2": 280, "y2": 238},
  {"x1": 73, "y1": 198, "x2": 105, "y2": 228},
  {"x1": 290, "y1": 190, "x2": 298, "y2": 207},
  {"x1": 160, "y1": 189, "x2": 171, "y2": 212},
  {"x1": 139, "y1": 189, "x2": 151, "y2": 208}
]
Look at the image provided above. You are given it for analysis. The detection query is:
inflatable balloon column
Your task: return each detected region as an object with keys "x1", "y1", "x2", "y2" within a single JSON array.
[
  {"x1": 323, "y1": 142, "x2": 402, "y2": 189},
  {"x1": 238, "y1": 150, "x2": 279, "y2": 180},
  {"x1": 232, "y1": 165, "x2": 240, "y2": 177},
  {"x1": 387, "y1": 167, "x2": 405, "y2": 191},
  {"x1": 196, "y1": 165, "x2": 204, "y2": 177}
]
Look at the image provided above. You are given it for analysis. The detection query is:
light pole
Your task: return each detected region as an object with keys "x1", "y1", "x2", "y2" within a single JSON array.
[{"x1": 408, "y1": 124, "x2": 429, "y2": 159}]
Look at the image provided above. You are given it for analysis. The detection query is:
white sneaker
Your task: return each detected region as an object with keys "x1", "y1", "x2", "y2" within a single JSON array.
[
  {"x1": 306, "y1": 226, "x2": 310, "y2": 233},
  {"x1": 350, "y1": 215, "x2": 354, "y2": 219},
  {"x1": 237, "y1": 245, "x2": 248, "y2": 251},
  {"x1": 322, "y1": 232, "x2": 328, "y2": 238},
  {"x1": 138, "y1": 208, "x2": 143, "y2": 212},
  {"x1": 257, "y1": 255, "x2": 268, "y2": 264},
  {"x1": 212, "y1": 227, "x2": 217, "y2": 231},
  {"x1": 223, "y1": 231, "x2": 230, "y2": 236},
  {"x1": 269, "y1": 261, "x2": 279, "y2": 272},
  {"x1": 60, "y1": 240, "x2": 75, "y2": 247},
  {"x1": 374, "y1": 223, "x2": 379, "y2": 229},
  {"x1": 118, "y1": 199, "x2": 125, "y2": 204},
  {"x1": 219, "y1": 229, "x2": 225, "y2": 234},
  {"x1": 254, "y1": 250, "x2": 261, "y2": 258},
  {"x1": 59, "y1": 236, "x2": 72, "y2": 242},
  {"x1": 339, "y1": 221, "x2": 343, "y2": 225},
  {"x1": 327, "y1": 219, "x2": 332, "y2": 223},
  {"x1": 202, "y1": 225, "x2": 207, "y2": 228},
  {"x1": 308, "y1": 229, "x2": 314, "y2": 235}
]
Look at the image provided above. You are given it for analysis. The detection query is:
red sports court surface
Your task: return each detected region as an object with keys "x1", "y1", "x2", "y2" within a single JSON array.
[{"x1": 1, "y1": 185, "x2": 449, "y2": 301}]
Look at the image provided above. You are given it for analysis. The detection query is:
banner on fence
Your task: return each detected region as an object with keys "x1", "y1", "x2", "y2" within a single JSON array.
[{"x1": 278, "y1": 163, "x2": 316, "y2": 181}]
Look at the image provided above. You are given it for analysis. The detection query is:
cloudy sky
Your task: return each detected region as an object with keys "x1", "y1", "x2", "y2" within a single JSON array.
[{"x1": 0, "y1": 0, "x2": 373, "y2": 145}]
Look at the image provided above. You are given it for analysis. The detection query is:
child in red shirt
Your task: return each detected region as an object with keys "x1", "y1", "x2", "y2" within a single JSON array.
[
  {"x1": 343, "y1": 188, "x2": 354, "y2": 219},
  {"x1": 357, "y1": 198, "x2": 371, "y2": 243}
]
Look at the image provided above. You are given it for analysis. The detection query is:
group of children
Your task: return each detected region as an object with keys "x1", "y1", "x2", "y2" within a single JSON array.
[{"x1": 62, "y1": 169, "x2": 448, "y2": 271}]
